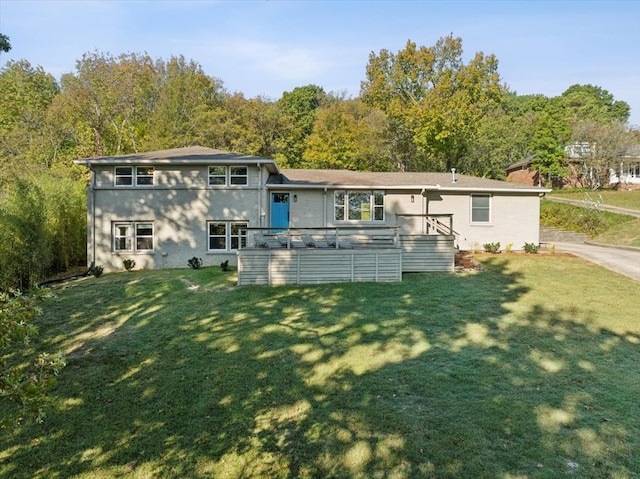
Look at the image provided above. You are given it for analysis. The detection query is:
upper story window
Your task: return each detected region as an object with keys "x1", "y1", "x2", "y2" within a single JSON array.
[
  {"x1": 208, "y1": 166, "x2": 249, "y2": 186},
  {"x1": 471, "y1": 194, "x2": 491, "y2": 223},
  {"x1": 114, "y1": 166, "x2": 154, "y2": 186},
  {"x1": 334, "y1": 191, "x2": 384, "y2": 222}
]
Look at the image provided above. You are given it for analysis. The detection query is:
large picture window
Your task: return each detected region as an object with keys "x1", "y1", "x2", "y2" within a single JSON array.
[
  {"x1": 208, "y1": 166, "x2": 248, "y2": 186},
  {"x1": 208, "y1": 221, "x2": 248, "y2": 251},
  {"x1": 471, "y1": 194, "x2": 491, "y2": 223},
  {"x1": 114, "y1": 166, "x2": 154, "y2": 186},
  {"x1": 334, "y1": 191, "x2": 384, "y2": 222},
  {"x1": 113, "y1": 222, "x2": 154, "y2": 251}
]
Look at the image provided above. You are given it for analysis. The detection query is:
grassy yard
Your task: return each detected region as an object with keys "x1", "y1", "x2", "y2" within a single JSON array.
[
  {"x1": 1, "y1": 258, "x2": 639, "y2": 479},
  {"x1": 547, "y1": 189, "x2": 640, "y2": 211}
]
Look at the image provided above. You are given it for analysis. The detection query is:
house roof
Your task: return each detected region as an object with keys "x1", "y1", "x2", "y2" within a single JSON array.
[
  {"x1": 272, "y1": 169, "x2": 550, "y2": 193},
  {"x1": 74, "y1": 146, "x2": 280, "y2": 173},
  {"x1": 74, "y1": 146, "x2": 550, "y2": 193},
  {"x1": 506, "y1": 154, "x2": 536, "y2": 173}
]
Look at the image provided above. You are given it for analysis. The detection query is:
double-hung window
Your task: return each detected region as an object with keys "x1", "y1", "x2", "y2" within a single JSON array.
[
  {"x1": 208, "y1": 221, "x2": 248, "y2": 251},
  {"x1": 113, "y1": 222, "x2": 154, "y2": 252},
  {"x1": 115, "y1": 166, "x2": 154, "y2": 186},
  {"x1": 334, "y1": 191, "x2": 384, "y2": 222},
  {"x1": 471, "y1": 194, "x2": 491, "y2": 223},
  {"x1": 208, "y1": 166, "x2": 248, "y2": 186}
]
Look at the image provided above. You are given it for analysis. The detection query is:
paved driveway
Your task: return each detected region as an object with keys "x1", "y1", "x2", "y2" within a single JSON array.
[{"x1": 555, "y1": 242, "x2": 640, "y2": 282}]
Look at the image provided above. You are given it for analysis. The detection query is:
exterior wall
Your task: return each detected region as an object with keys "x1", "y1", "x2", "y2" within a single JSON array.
[
  {"x1": 88, "y1": 164, "x2": 269, "y2": 272},
  {"x1": 426, "y1": 192, "x2": 541, "y2": 251},
  {"x1": 284, "y1": 188, "x2": 542, "y2": 251}
]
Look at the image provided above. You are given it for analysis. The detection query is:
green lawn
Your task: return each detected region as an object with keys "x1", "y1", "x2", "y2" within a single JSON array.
[
  {"x1": 2, "y1": 258, "x2": 639, "y2": 478},
  {"x1": 548, "y1": 189, "x2": 640, "y2": 211}
]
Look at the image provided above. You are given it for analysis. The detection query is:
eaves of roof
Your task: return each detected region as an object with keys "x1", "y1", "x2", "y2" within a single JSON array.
[{"x1": 74, "y1": 146, "x2": 280, "y2": 173}]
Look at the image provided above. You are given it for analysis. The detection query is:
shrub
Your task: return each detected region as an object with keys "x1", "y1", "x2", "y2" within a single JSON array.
[
  {"x1": 122, "y1": 258, "x2": 136, "y2": 272},
  {"x1": 220, "y1": 260, "x2": 229, "y2": 271},
  {"x1": 483, "y1": 242, "x2": 500, "y2": 254},
  {"x1": 505, "y1": 243, "x2": 514, "y2": 254},
  {"x1": 188, "y1": 257, "x2": 203, "y2": 269},
  {"x1": 89, "y1": 265, "x2": 104, "y2": 278},
  {"x1": 524, "y1": 242, "x2": 539, "y2": 254}
]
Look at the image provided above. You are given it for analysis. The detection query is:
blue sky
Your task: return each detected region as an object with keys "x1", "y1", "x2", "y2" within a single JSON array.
[{"x1": 1, "y1": 0, "x2": 639, "y2": 126}]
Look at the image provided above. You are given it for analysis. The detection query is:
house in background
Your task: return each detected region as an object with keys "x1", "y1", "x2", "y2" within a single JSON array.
[
  {"x1": 506, "y1": 154, "x2": 539, "y2": 186},
  {"x1": 75, "y1": 146, "x2": 549, "y2": 284}
]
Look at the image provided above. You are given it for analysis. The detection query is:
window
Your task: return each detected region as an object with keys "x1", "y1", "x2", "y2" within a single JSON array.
[
  {"x1": 208, "y1": 166, "x2": 249, "y2": 186},
  {"x1": 115, "y1": 166, "x2": 154, "y2": 186},
  {"x1": 115, "y1": 167, "x2": 133, "y2": 186},
  {"x1": 471, "y1": 194, "x2": 491, "y2": 223},
  {"x1": 113, "y1": 222, "x2": 154, "y2": 251},
  {"x1": 230, "y1": 167, "x2": 248, "y2": 185},
  {"x1": 208, "y1": 166, "x2": 226, "y2": 185},
  {"x1": 334, "y1": 191, "x2": 385, "y2": 222},
  {"x1": 136, "y1": 167, "x2": 154, "y2": 186},
  {"x1": 208, "y1": 221, "x2": 247, "y2": 251}
]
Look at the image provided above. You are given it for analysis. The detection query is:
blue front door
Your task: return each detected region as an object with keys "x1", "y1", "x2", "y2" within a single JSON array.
[{"x1": 271, "y1": 193, "x2": 290, "y2": 229}]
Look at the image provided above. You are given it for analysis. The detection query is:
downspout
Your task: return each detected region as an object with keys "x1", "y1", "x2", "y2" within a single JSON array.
[
  {"x1": 421, "y1": 188, "x2": 427, "y2": 235},
  {"x1": 89, "y1": 165, "x2": 97, "y2": 268},
  {"x1": 257, "y1": 163, "x2": 263, "y2": 227},
  {"x1": 323, "y1": 187, "x2": 328, "y2": 226}
]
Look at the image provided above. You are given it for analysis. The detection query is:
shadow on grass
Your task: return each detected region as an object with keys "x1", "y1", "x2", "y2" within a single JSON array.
[{"x1": 1, "y1": 260, "x2": 638, "y2": 478}]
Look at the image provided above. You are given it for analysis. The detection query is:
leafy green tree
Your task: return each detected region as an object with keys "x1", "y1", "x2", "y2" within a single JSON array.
[
  {"x1": 0, "y1": 60, "x2": 60, "y2": 173},
  {"x1": 146, "y1": 55, "x2": 225, "y2": 150},
  {"x1": 361, "y1": 35, "x2": 504, "y2": 172},
  {"x1": 55, "y1": 51, "x2": 157, "y2": 157},
  {"x1": 0, "y1": 177, "x2": 47, "y2": 291},
  {"x1": 0, "y1": 33, "x2": 10, "y2": 55},
  {"x1": 558, "y1": 84, "x2": 630, "y2": 126},
  {"x1": 1, "y1": 290, "x2": 66, "y2": 430},
  {"x1": 276, "y1": 84, "x2": 327, "y2": 167},
  {"x1": 304, "y1": 99, "x2": 394, "y2": 171}
]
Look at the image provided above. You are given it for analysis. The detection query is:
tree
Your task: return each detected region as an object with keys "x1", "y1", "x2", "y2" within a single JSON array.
[
  {"x1": 557, "y1": 84, "x2": 630, "y2": 125},
  {"x1": 0, "y1": 60, "x2": 60, "y2": 173},
  {"x1": 146, "y1": 55, "x2": 225, "y2": 150},
  {"x1": 361, "y1": 35, "x2": 504, "y2": 172},
  {"x1": 0, "y1": 33, "x2": 10, "y2": 55},
  {"x1": 570, "y1": 119, "x2": 632, "y2": 189},
  {"x1": 276, "y1": 85, "x2": 327, "y2": 167},
  {"x1": 303, "y1": 99, "x2": 394, "y2": 171}
]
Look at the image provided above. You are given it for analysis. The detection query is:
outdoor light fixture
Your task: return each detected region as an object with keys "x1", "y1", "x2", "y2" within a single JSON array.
[
  {"x1": 293, "y1": 194, "x2": 297, "y2": 202},
  {"x1": 411, "y1": 195, "x2": 415, "y2": 203}
]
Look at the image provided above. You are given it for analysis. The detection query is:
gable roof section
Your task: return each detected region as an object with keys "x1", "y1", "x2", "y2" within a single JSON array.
[
  {"x1": 271, "y1": 169, "x2": 549, "y2": 193},
  {"x1": 506, "y1": 154, "x2": 536, "y2": 173},
  {"x1": 74, "y1": 146, "x2": 280, "y2": 173}
]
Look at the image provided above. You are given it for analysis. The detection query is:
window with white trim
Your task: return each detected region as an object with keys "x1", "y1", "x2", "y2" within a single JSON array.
[
  {"x1": 136, "y1": 167, "x2": 154, "y2": 185},
  {"x1": 114, "y1": 166, "x2": 154, "y2": 186},
  {"x1": 471, "y1": 194, "x2": 491, "y2": 223},
  {"x1": 334, "y1": 191, "x2": 385, "y2": 222},
  {"x1": 207, "y1": 221, "x2": 248, "y2": 251},
  {"x1": 208, "y1": 166, "x2": 249, "y2": 186},
  {"x1": 115, "y1": 167, "x2": 133, "y2": 186},
  {"x1": 113, "y1": 222, "x2": 154, "y2": 251}
]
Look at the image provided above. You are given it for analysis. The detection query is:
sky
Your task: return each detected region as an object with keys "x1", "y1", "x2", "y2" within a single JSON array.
[{"x1": 1, "y1": 0, "x2": 639, "y2": 126}]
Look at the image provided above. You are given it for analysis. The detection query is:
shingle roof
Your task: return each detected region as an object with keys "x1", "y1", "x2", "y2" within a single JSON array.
[
  {"x1": 272, "y1": 169, "x2": 548, "y2": 192},
  {"x1": 74, "y1": 146, "x2": 278, "y2": 169},
  {"x1": 506, "y1": 154, "x2": 536, "y2": 172}
]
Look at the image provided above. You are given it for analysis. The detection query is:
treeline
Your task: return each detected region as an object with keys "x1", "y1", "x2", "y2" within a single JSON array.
[{"x1": 0, "y1": 34, "x2": 636, "y2": 290}]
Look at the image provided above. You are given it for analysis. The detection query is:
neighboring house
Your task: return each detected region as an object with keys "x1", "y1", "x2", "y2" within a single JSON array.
[
  {"x1": 506, "y1": 154, "x2": 539, "y2": 186},
  {"x1": 75, "y1": 146, "x2": 549, "y2": 284},
  {"x1": 610, "y1": 145, "x2": 640, "y2": 188}
]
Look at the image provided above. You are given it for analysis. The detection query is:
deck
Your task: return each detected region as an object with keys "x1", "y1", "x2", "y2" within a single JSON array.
[{"x1": 237, "y1": 227, "x2": 454, "y2": 286}]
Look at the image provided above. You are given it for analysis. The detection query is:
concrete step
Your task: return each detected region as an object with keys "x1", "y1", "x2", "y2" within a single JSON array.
[{"x1": 540, "y1": 227, "x2": 586, "y2": 244}]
